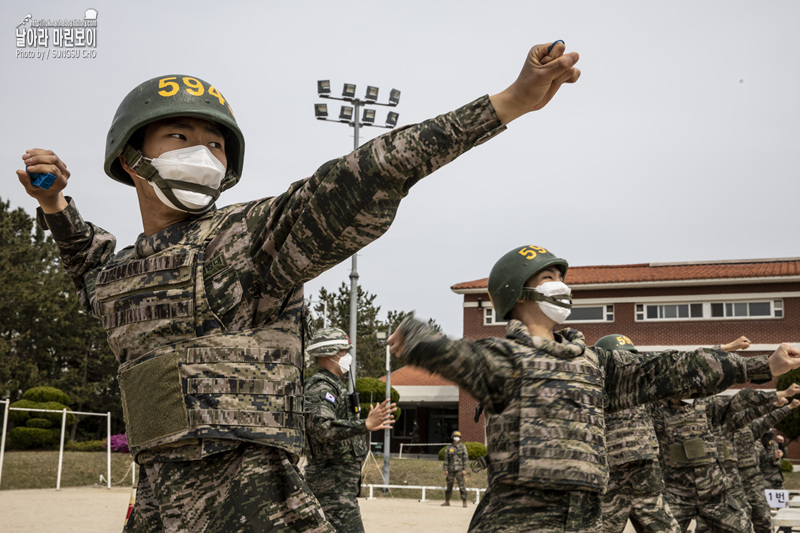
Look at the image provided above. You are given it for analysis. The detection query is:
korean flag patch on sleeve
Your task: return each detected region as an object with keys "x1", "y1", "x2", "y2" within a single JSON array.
[{"x1": 325, "y1": 392, "x2": 336, "y2": 404}]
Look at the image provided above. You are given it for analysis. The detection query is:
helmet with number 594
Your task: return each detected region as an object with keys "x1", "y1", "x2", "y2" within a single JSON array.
[
  {"x1": 488, "y1": 245, "x2": 568, "y2": 321},
  {"x1": 594, "y1": 334, "x2": 638, "y2": 353},
  {"x1": 104, "y1": 74, "x2": 245, "y2": 192}
]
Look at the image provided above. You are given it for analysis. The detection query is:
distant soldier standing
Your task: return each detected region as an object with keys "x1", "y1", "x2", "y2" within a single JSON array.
[
  {"x1": 759, "y1": 429, "x2": 786, "y2": 490},
  {"x1": 304, "y1": 328, "x2": 396, "y2": 532},
  {"x1": 442, "y1": 430, "x2": 469, "y2": 507}
]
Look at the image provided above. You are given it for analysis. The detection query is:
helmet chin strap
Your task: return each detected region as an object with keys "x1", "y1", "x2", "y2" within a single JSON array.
[
  {"x1": 121, "y1": 145, "x2": 222, "y2": 214},
  {"x1": 519, "y1": 287, "x2": 572, "y2": 309}
]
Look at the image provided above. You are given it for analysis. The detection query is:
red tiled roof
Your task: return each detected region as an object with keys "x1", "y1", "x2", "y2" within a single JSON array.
[
  {"x1": 452, "y1": 258, "x2": 800, "y2": 290},
  {"x1": 378, "y1": 365, "x2": 456, "y2": 386}
]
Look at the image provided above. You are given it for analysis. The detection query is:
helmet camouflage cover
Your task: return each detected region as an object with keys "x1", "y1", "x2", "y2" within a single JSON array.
[
  {"x1": 595, "y1": 334, "x2": 638, "y2": 353},
  {"x1": 104, "y1": 74, "x2": 245, "y2": 191},
  {"x1": 306, "y1": 327, "x2": 351, "y2": 358},
  {"x1": 488, "y1": 245, "x2": 568, "y2": 321},
  {"x1": 451, "y1": 430, "x2": 462, "y2": 439}
]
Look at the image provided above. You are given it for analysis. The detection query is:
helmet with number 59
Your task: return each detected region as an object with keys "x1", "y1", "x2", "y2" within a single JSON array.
[
  {"x1": 104, "y1": 74, "x2": 245, "y2": 192},
  {"x1": 488, "y1": 245, "x2": 568, "y2": 322}
]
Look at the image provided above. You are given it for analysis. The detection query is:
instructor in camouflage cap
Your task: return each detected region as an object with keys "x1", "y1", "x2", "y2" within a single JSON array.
[
  {"x1": 303, "y1": 328, "x2": 396, "y2": 533},
  {"x1": 388, "y1": 244, "x2": 800, "y2": 532},
  {"x1": 442, "y1": 430, "x2": 469, "y2": 507},
  {"x1": 17, "y1": 41, "x2": 583, "y2": 532}
]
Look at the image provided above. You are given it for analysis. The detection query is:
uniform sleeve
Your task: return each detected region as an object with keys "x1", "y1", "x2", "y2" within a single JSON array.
[
  {"x1": 395, "y1": 317, "x2": 515, "y2": 414},
  {"x1": 750, "y1": 405, "x2": 792, "y2": 439},
  {"x1": 36, "y1": 198, "x2": 117, "y2": 317},
  {"x1": 728, "y1": 390, "x2": 778, "y2": 431},
  {"x1": 245, "y1": 96, "x2": 505, "y2": 295},
  {"x1": 603, "y1": 348, "x2": 771, "y2": 412},
  {"x1": 304, "y1": 379, "x2": 368, "y2": 445}
]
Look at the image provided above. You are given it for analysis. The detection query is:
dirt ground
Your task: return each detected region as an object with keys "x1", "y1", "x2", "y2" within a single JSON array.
[{"x1": 0, "y1": 486, "x2": 650, "y2": 532}]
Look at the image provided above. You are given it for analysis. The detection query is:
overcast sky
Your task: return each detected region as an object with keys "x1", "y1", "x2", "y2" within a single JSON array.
[{"x1": 4, "y1": 0, "x2": 798, "y2": 337}]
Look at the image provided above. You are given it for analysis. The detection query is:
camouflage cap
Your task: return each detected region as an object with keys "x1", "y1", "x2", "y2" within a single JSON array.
[
  {"x1": 306, "y1": 327, "x2": 351, "y2": 358},
  {"x1": 595, "y1": 334, "x2": 638, "y2": 353}
]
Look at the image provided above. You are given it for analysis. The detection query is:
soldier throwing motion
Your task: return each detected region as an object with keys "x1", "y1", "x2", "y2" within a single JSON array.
[
  {"x1": 442, "y1": 430, "x2": 469, "y2": 507},
  {"x1": 388, "y1": 244, "x2": 800, "y2": 533},
  {"x1": 303, "y1": 328, "x2": 395, "y2": 533},
  {"x1": 17, "y1": 41, "x2": 582, "y2": 533}
]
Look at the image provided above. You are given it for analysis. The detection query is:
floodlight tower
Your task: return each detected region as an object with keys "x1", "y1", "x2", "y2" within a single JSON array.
[{"x1": 314, "y1": 81, "x2": 401, "y2": 392}]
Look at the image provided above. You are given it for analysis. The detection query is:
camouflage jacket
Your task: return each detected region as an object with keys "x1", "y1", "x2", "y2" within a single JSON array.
[
  {"x1": 38, "y1": 96, "x2": 505, "y2": 463},
  {"x1": 396, "y1": 317, "x2": 770, "y2": 493},
  {"x1": 304, "y1": 369, "x2": 368, "y2": 464},
  {"x1": 736, "y1": 404, "x2": 792, "y2": 470},
  {"x1": 651, "y1": 390, "x2": 773, "y2": 499},
  {"x1": 443, "y1": 442, "x2": 468, "y2": 472}
]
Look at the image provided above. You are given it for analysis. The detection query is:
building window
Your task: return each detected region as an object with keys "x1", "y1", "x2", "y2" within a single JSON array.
[
  {"x1": 564, "y1": 305, "x2": 614, "y2": 323},
  {"x1": 484, "y1": 308, "x2": 507, "y2": 326},
  {"x1": 636, "y1": 300, "x2": 784, "y2": 321}
]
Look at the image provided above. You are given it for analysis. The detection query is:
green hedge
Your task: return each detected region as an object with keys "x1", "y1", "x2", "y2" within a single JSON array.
[
  {"x1": 9, "y1": 400, "x2": 75, "y2": 426},
  {"x1": 26, "y1": 418, "x2": 54, "y2": 429},
  {"x1": 22, "y1": 386, "x2": 72, "y2": 405},
  {"x1": 438, "y1": 442, "x2": 487, "y2": 461},
  {"x1": 9, "y1": 427, "x2": 59, "y2": 449},
  {"x1": 65, "y1": 439, "x2": 107, "y2": 452},
  {"x1": 781, "y1": 459, "x2": 794, "y2": 473}
]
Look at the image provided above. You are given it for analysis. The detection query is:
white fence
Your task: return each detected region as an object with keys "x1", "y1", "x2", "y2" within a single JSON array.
[
  {"x1": 0, "y1": 399, "x2": 112, "y2": 490},
  {"x1": 398, "y1": 442, "x2": 451, "y2": 458},
  {"x1": 363, "y1": 483, "x2": 487, "y2": 503}
]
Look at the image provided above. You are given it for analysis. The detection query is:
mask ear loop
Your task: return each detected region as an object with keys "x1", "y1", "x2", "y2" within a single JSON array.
[{"x1": 120, "y1": 145, "x2": 221, "y2": 214}]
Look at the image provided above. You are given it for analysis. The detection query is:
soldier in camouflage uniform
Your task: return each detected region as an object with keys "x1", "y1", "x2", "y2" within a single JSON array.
[
  {"x1": 651, "y1": 385, "x2": 792, "y2": 533},
  {"x1": 386, "y1": 244, "x2": 800, "y2": 533},
  {"x1": 18, "y1": 42, "x2": 583, "y2": 532},
  {"x1": 442, "y1": 430, "x2": 469, "y2": 507},
  {"x1": 736, "y1": 401, "x2": 799, "y2": 533},
  {"x1": 760, "y1": 430, "x2": 786, "y2": 491},
  {"x1": 593, "y1": 334, "x2": 680, "y2": 533},
  {"x1": 303, "y1": 328, "x2": 395, "y2": 533}
]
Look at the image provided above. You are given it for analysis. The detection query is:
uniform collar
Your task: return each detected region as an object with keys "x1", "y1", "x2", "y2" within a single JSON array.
[{"x1": 506, "y1": 320, "x2": 586, "y2": 359}]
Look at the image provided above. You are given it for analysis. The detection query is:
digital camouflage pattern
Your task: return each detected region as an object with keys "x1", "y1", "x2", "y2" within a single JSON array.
[
  {"x1": 760, "y1": 436, "x2": 785, "y2": 490},
  {"x1": 736, "y1": 404, "x2": 793, "y2": 532},
  {"x1": 600, "y1": 460, "x2": 680, "y2": 533},
  {"x1": 649, "y1": 390, "x2": 775, "y2": 532},
  {"x1": 125, "y1": 444, "x2": 334, "y2": 533},
  {"x1": 39, "y1": 95, "x2": 505, "y2": 531},
  {"x1": 304, "y1": 368, "x2": 368, "y2": 532},
  {"x1": 305, "y1": 328, "x2": 351, "y2": 359},
  {"x1": 394, "y1": 316, "x2": 771, "y2": 532},
  {"x1": 443, "y1": 441, "x2": 469, "y2": 503}
]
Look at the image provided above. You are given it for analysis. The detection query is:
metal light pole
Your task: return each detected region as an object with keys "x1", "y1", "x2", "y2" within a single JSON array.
[
  {"x1": 314, "y1": 81, "x2": 401, "y2": 393},
  {"x1": 383, "y1": 329, "x2": 392, "y2": 490}
]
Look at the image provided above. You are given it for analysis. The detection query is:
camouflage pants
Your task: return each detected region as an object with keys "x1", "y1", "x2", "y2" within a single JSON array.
[
  {"x1": 739, "y1": 465, "x2": 773, "y2": 533},
  {"x1": 125, "y1": 443, "x2": 334, "y2": 533},
  {"x1": 664, "y1": 491, "x2": 752, "y2": 533},
  {"x1": 762, "y1": 467, "x2": 785, "y2": 491},
  {"x1": 445, "y1": 471, "x2": 467, "y2": 501},
  {"x1": 305, "y1": 460, "x2": 365, "y2": 533},
  {"x1": 695, "y1": 465, "x2": 754, "y2": 533},
  {"x1": 601, "y1": 460, "x2": 680, "y2": 533},
  {"x1": 468, "y1": 484, "x2": 602, "y2": 533}
]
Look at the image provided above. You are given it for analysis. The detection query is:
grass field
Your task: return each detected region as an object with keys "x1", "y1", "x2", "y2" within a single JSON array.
[{"x1": 0, "y1": 451, "x2": 487, "y2": 495}]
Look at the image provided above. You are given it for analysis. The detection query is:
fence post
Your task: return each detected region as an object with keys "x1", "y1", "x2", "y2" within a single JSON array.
[
  {"x1": 56, "y1": 408, "x2": 67, "y2": 490},
  {"x1": 0, "y1": 399, "x2": 9, "y2": 488},
  {"x1": 106, "y1": 413, "x2": 112, "y2": 489}
]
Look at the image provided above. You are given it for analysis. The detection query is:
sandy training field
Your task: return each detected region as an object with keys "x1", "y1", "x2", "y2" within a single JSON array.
[
  {"x1": 0, "y1": 487, "x2": 476, "y2": 532},
  {"x1": 0, "y1": 487, "x2": 647, "y2": 532}
]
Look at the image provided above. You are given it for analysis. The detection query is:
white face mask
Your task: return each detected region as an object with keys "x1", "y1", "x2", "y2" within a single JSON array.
[
  {"x1": 337, "y1": 353, "x2": 353, "y2": 375},
  {"x1": 453, "y1": 437, "x2": 461, "y2": 443},
  {"x1": 146, "y1": 145, "x2": 225, "y2": 213},
  {"x1": 532, "y1": 281, "x2": 572, "y2": 324}
]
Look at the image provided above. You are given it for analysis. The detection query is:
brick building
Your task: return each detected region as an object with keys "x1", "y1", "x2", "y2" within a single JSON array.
[{"x1": 388, "y1": 257, "x2": 800, "y2": 455}]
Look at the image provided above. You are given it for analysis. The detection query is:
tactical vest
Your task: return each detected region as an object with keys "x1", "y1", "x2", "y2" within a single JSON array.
[
  {"x1": 661, "y1": 403, "x2": 717, "y2": 469},
  {"x1": 304, "y1": 371, "x2": 367, "y2": 463},
  {"x1": 605, "y1": 405, "x2": 660, "y2": 467},
  {"x1": 486, "y1": 331, "x2": 607, "y2": 492},
  {"x1": 734, "y1": 427, "x2": 759, "y2": 468},
  {"x1": 95, "y1": 209, "x2": 305, "y2": 459},
  {"x1": 444, "y1": 443, "x2": 468, "y2": 471}
]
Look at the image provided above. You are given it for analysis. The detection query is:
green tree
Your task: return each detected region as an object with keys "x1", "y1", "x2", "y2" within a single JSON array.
[
  {"x1": 307, "y1": 283, "x2": 441, "y2": 379},
  {"x1": 0, "y1": 198, "x2": 123, "y2": 437}
]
